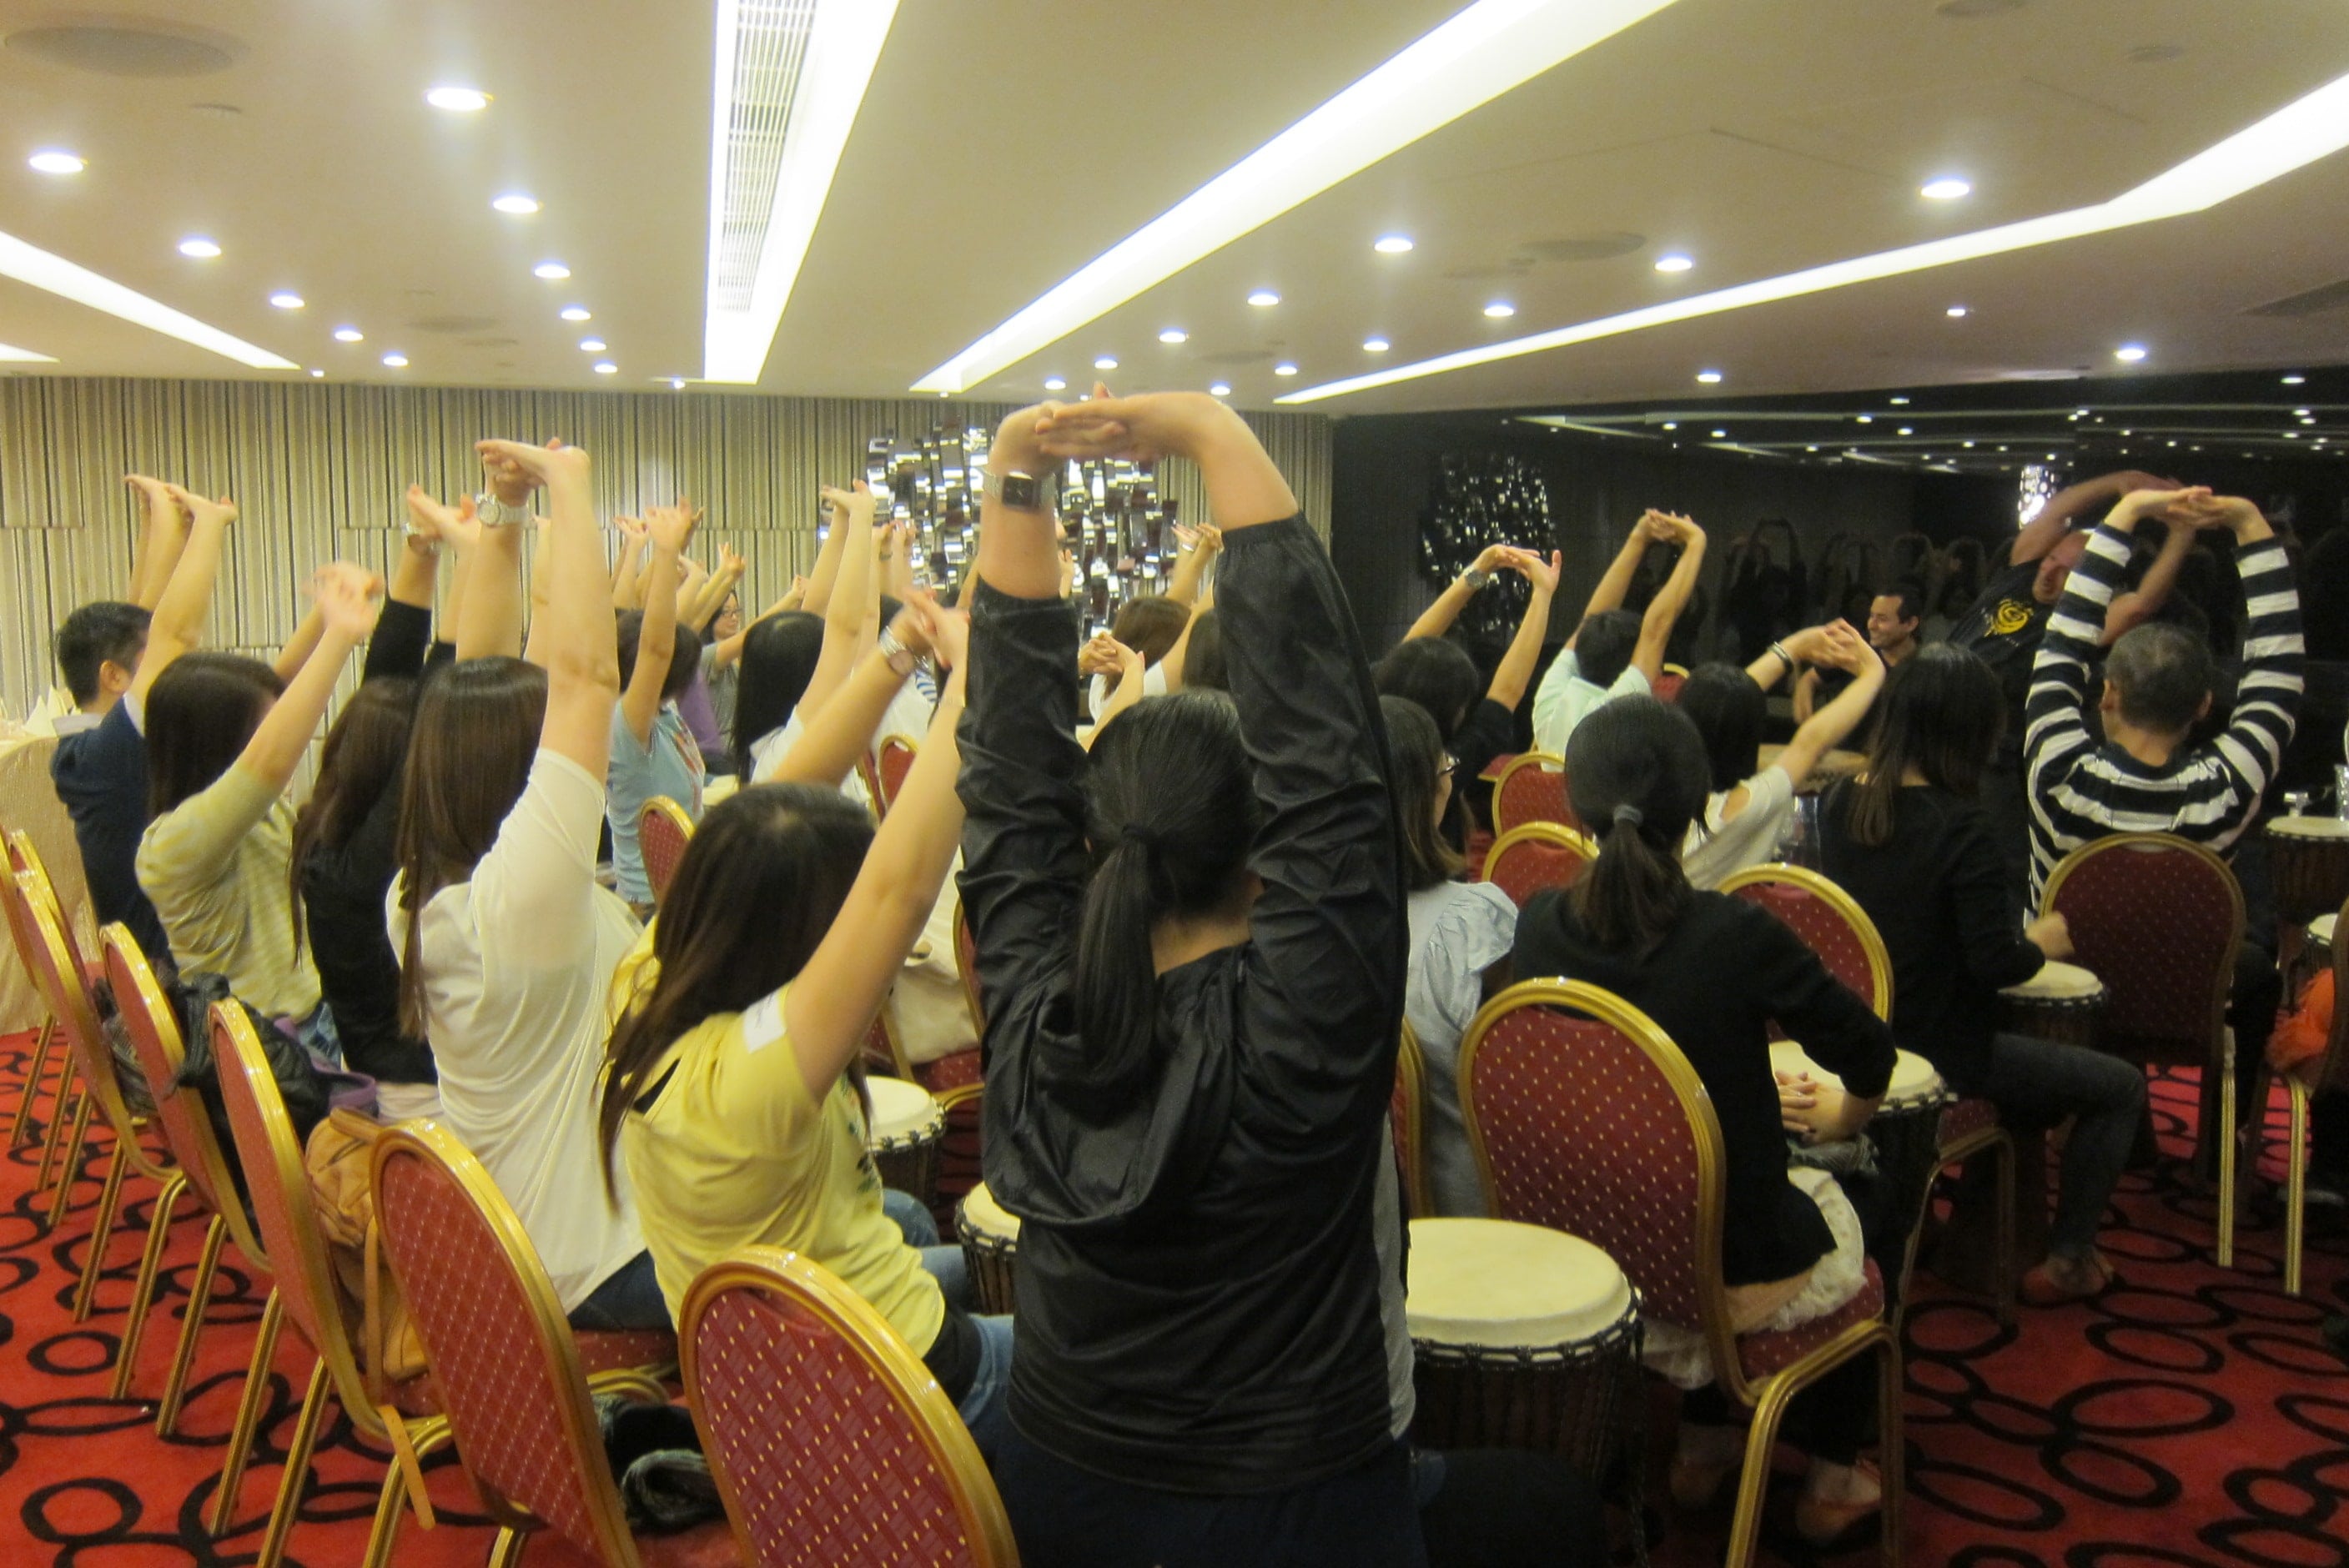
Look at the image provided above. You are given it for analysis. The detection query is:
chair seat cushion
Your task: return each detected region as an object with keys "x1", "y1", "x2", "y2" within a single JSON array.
[
  {"x1": 1737, "y1": 1259, "x2": 1884, "y2": 1382},
  {"x1": 1938, "y1": 1096, "x2": 1999, "y2": 1148},
  {"x1": 918, "y1": 1049, "x2": 983, "y2": 1094},
  {"x1": 577, "y1": 1328, "x2": 681, "y2": 1377}
]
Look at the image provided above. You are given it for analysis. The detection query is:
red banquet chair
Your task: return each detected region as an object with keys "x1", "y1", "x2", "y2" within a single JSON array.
[
  {"x1": 680, "y1": 1246, "x2": 1019, "y2": 1567},
  {"x1": 370, "y1": 1118, "x2": 729, "y2": 1568},
  {"x1": 1461, "y1": 981, "x2": 1904, "y2": 1568},
  {"x1": 2041, "y1": 832, "x2": 2244, "y2": 1265},
  {"x1": 1481, "y1": 822, "x2": 1597, "y2": 910},
  {"x1": 638, "y1": 796, "x2": 696, "y2": 910},
  {"x1": 1492, "y1": 751, "x2": 1574, "y2": 835},
  {"x1": 873, "y1": 734, "x2": 920, "y2": 818},
  {"x1": 1, "y1": 824, "x2": 74, "y2": 1157},
  {"x1": 1391, "y1": 1023, "x2": 1431, "y2": 1219},
  {"x1": 1720, "y1": 862, "x2": 2015, "y2": 1323}
]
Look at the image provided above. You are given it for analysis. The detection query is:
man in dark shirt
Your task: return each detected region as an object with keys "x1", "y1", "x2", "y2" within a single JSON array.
[
  {"x1": 1955, "y1": 469, "x2": 2201, "y2": 895},
  {"x1": 1795, "y1": 585, "x2": 1923, "y2": 727}
]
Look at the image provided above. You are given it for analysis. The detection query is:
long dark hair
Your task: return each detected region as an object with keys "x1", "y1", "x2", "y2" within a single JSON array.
[
  {"x1": 1382, "y1": 696, "x2": 1463, "y2": 892},
  {"x1": 1183, "y1": 608, "x2": 1228, "y2": 691},
  {"x1": 731, "y1": 611, "x2": 824, "y2": 777},
  {"x1": 599, "y1": 783, "x2": 873, "y2": 1194},
  {"x1": 392, "y1": 656, "x2": 549, "y2": 1035},
  {"x1": 1843, "y1": 645, "x2": 2004, "y2": 848},
  {"x1": 289, "y1": 677, "x2": 418, "y2": 954},
  {"x1": 1563, "y1": 697, "x2": 1708, "y2": 957},
  {"x1": 144, "y1": 652, "x2": 284, "y2": 820},
  {"x1": 1109, "y1": 595, "x2": 1190, "y2": 668},
  {"x1": 1077, "y1": 691, "x2": 1260, "y2": 1094},
  {"x1": 1674, "y1": 661, "x2": 1766, "y2": 795}
]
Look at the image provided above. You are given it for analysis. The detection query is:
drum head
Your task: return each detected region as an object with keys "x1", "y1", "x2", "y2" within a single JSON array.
[
  {"x1": 2271, "y1": 817, "x2": 2349, "y2": 840},
  {"x1": 959, "y1": 1181, "x2": 1022, "y2": 1241},
  {"x1": 2313, "y1": 914, "x2": 2337, "y2": 947},
  {"x1": 1885, "y1": 1048, "x2": 1944, "y2": 1106},
  {"x1": 866, "y1": 1075, "x2": 944, "y2": 1143},
  {"x1": 1770, "y1": 1039, "x2": 1823, "y2": 1083},
  {"x1": 2000, "y1": 959, "x2": 2103, "y2": 1001},
  {"x1": 1405, "y1": 1218, "x2": 1632, "y2": 1347}
]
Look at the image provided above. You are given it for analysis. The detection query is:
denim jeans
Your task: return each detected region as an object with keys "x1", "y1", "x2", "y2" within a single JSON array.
[
  {"x1": 1974, "y1": 1031, "x2": 2147, "y2": 1259},
  {"x1": 567, "y1": 1249, "x2": 672, "y2": 1332},
  {"x1": 883, "y1": 1186, "x2": 941, "y2": 1247},
  {"x1": 916, "y1": 1236, "x2": 1012, "y2": 1458}
]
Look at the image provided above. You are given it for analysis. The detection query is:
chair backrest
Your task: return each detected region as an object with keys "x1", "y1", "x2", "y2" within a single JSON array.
[
  {"x1": 1493, "y1": 752, "x2": 1573, "y2": 835},
  {"x1": 370, "y1": 1119, "x2": 641, "y2": 1565},
  {"x1": 1652, "y1": 671, "x2": 1687, "y2": 704},
  {"x1": 1717, "y1": 863, "x2": 1894, "y2": 1021},
  {"x1": 1391, "y1": 1022, "x2": 1430, "y2": 1219},
  {"x1": 103, "y1": 926, "x2": 268, "y2": 1269},
  {"x1": 1459, "y1": 979, "x2": 1740, "y2": 1386},
  {"x1": 8, "y1": 828, "x2": 93, "y2": 982},
  {"x1": 210, "y1": 1003, "x2": 372, "y2": 1410},
  {"x1": 680, "y1": 1246, "x2": 1016, "y2": 1568},
  {"x1": 10, "y1": 863, "x2": 152, "y2": 1161},
  {"x1": 1481, "y1": 823, "x2": 1597, "y2": 910},
  {"x1": 637, "y1": 796, "x2": 695, "y2": 910},
  {"x1": 874, "y1": 735, "x2": 919, "y2": 818},
  {"x1": 2043, "y1": 833, "x2": 2241, "y2": 1065},
  {"x1": 952, "y1": 898, "x2": 986, "y2": 1038}
]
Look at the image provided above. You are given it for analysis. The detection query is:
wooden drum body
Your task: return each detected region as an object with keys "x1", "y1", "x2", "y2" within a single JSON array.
[
  {"x1": 2269, "y1": 817, "x2": 2349, "y2": 930},
  {"x1": 1773, "y1": 1041, "x2": 1949, "y2": 1300},
  {"x1": 865, "y1": 1075, "x2": 945, "y2": 1210},
  {"x1": 1998, "y1": 960, "x2": 2109, "y2": 1051},
  {"x1": 955, "y1": 1181, "x2": 1021, "y2": 1316},
  {"x1": 1406, "y1": 1218, "x2": 1642, "y2": 1482}
]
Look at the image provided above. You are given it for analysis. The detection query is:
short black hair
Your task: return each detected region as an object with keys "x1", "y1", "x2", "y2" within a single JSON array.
[
  {"x1": 1374, "y1": 636, "x2": 1480, "y2": 741},
  {"x1": 1573, "y1": 609, "x2": 1642, "y2": 691},
  {"x1": 1675, "y1": 662, "x2": 1767, "y2": 793},
  {"x1": 2106, "y1": 622, "x2": 2214, "y2": 734},
  {"x1": 1874, "y1": 586, "x2": 1923, "y2": 626},
  {"x1": 54, "y1": 601, "x2": 151, "y2": 705}
]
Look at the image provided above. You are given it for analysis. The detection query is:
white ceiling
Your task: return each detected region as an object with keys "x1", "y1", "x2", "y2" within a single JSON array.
[{"x1": 2, "y1": 0, "x2": 2346, "y2": 413}]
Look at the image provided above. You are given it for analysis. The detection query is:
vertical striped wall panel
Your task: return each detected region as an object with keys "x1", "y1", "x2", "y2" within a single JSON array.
[{"x1": 0, "y1": 378, "x2": 1329, "y2": 715}]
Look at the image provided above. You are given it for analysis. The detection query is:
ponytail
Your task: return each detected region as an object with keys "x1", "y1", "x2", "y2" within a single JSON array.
[
  {"x1": 1075, "y1": 832, "x2": 1165, "y2": 1090},
  {"x1": 1570, "y1": 802, "x2": 1691, "y2": 957}
]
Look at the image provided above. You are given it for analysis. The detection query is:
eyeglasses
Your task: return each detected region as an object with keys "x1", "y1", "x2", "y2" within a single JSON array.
[{"x1": 1441, "y1": 755, "x2": 1461, "y2": 776}]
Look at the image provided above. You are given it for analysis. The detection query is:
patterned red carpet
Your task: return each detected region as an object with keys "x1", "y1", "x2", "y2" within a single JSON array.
[{"x1": 0, "y1": 1031, "x2": 2341, "y2": 1566}]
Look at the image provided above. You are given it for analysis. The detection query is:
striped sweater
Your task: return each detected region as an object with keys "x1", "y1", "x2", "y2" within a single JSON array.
[{"x1": 2024, "y1": 524, "x2": 2303, "y2": 902}]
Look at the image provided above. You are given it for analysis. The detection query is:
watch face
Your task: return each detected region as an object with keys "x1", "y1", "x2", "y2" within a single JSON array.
[{"x1": 998, "y1": 472, "x2": 1040, "y2": 510}]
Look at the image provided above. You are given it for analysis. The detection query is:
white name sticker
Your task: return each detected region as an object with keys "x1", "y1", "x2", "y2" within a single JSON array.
[{"x1": 742, "y1": 990, "x2": 785, "y2": 1054}]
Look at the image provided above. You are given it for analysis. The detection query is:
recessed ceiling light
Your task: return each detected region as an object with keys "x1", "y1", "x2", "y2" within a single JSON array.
[
  {"x1": 1363, "y1": 337, "x2": 1391, "y2": 353},
  {"x1": 307, "y1": 367, "x2": 324, "y2": 378},
  {"x1": 1946, "y1": 304, "x2": 1969, "y2": 317},
  {"x1": 1158, "y1": 327, "x2": 1188, "y2": 344},
  {"x1": 2282, "y1": 374, "x2": 2306, "y2": 384},
  {"x1": 1278, "y1": 68, "x2": 2349, "y2": 407},
  {"x1": 2286, "y1": 431, "x2": 2300, "y2": 439},
  {"x1": 1662, "y1": 421, "x2": 1678, "y2": 430},
  {"x1": 1898, "y1": 426, "x2": 1914, "y2": 435},
  {"x1": 2295, "y1": 408, "x2": 2312, "y2": 416},
  {"x1": 492, "y1": 193, "x2": 541, "y2": 215},
  {"x1": 1210, "y1": 382, "x2": 1233, "y2": 396},
  {"x1": 334, "y1": 326, "x2": 365, "y2": 342},
  {"x1": 1963, "y1": 440, "x2": 1975, "y2": 447},
  {"x1": 425, "y1": 86, "x2": 490, "y2": 112},
  {"x1": 381, "y1": 352, "x2": 408, "y2": 368},
  {"x1": 1890, "y1": 395, "x2": 1910, "y2": 404},
  {"x1": 1653, "y1": 253, "x2": 1694, "y2": 273},
  {"x1": 177, "y1": 237, "x2": 221, "y2": 259},
  {"x1": 1247, "y1": 289, "x2": 1280, "y2": 308},
  {"x1": 1806, "y1": 445, "x2": 1819, "y2": 452},
  {"x1": 1094, "y1": 355, "x2": 1118, "y2": 370},
  {"x1": 269, "y1": 291, "x2": 304, "y2": 309},
  {"x1": 579, "y1": 337, "x2": 606, "y2": 352},
  {"x1": 1921, "y1": 176, "x2": 1973, "y2": 200},
  {"x1": 669, "y1": 376, "x2": 687, "y2": 389},
  {"x1": 1711, "y1": 429, "x2": 1727, "y2": 438},
  {"x1": 28, "y1": 150, "x2": 84, "y2": 175},
  {"x1": 1695, "y1": 369, "x2": 1723, "y2": 384},
  {"x1": 532, "y1": 260, "x2": 570, "y2": 279},
  {"x1": 1274, "y1": 362, "x2": 1299, "y2": 376},
  {"x1": 1375, "y1": 234, "x2": 1416, "y2": 254},
  {"x1": 561, "y1": 305, "x2": 591, "y2": 322},
  {"x1": 910, "y1": 0, "x2": 1678, "y2": 395},
  {"x1": 1856, "y1": 414, "x2": 1874, "y2": 423},
  {"x1": 2301, "y1": 416, "x2": 2316, "y2": 425},
  {"x1": 1044, "y1": 376, "x2": 1066, "y2": 390},
  {"x1": 2115, "y1": 343, "x2": 2148, "y2": 361},
  {"x1": 593, "y1": 360, "x2": 617, "y2": 374}
]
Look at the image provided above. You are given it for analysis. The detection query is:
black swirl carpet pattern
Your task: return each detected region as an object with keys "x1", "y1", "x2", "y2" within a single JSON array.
[{"x1": 0, "y1": 1032, "x2": 2341, "y2": 1565}]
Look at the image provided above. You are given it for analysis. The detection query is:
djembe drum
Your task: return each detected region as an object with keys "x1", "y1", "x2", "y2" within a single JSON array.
[
  {"x1": 2269, "y1": 816, "x2": 2349, "y2": 930},
  {"x1": 1999, "y1": 960, "x2": 2109, "y2": 1051},
  {"x1": 864, "y1": 1075, "x2": 944, "y2": 1210},
  {"x1": 1773, "y1": 1040, "x2": 1951, "y2": 1299},
  {"x1": 955, "y1": 1181, "x2": 1022, "y2": 1315}
]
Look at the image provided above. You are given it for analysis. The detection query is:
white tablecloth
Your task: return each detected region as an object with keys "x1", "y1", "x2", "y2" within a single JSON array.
[{"x1": 0, "y1": 733, "x2": 96, "y2": 1032}]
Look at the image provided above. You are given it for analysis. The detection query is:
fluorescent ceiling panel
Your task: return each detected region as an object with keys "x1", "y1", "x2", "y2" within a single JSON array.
[
  {"x1": 0, "y1": 341, "x2": 57, "y2": 362},
  {"x1": 911, "y1": 0, "x2": 1681, "y2": 395},
  {"x1": 703, "y1": 0, "x2": 901, "y2": 384},
  {"x1": 0, "y1": 230, "x2": 296, "y2": 369},
  {"x1": 1280, "y1": 69, "x2": 2349, "y2": 404}
]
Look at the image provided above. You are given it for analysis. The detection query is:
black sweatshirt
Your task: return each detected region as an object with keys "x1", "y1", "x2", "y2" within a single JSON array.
[
  {"x1": 1818, "y1": 781, "x2": 2045, "y2": 1093},
  {"x1": 1512, "y1": 887, "x2": 1894, "y2": 1286},
  {"x1": 959, "y1": 515, "x2": 1406, "y2": 1494}
]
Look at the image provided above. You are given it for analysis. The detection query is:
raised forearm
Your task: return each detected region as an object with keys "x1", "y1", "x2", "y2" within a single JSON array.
[
  {"x1": 272, "y1": 603, "x2": 326, "y2": 684},
  {"x1": 388, "y1": 535, "x2": 440, "y2": 610},
  {"x1": 1581, "y1": 529, "x2": 1649, "y2": 623},
  {"x1": 611, "y1": 535, "x2": 646, "y2": 610},
  {"x1": 1486, "y1": 585, "x2": 1554, "y2": 710},
  {"x1": 460, "y1": 525, "x2": 527, "y2": 662},
  {"x1": 247, "y1": 626, "x2": 363, "y2": 788},
  {"x1": 1406, "y1": 575, "x2": 1479, "y2": 643}
]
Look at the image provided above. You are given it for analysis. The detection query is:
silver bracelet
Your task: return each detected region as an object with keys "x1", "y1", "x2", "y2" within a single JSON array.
[{"x1": 1769, "y1": 640, "x2": 1794, "y2": 666}]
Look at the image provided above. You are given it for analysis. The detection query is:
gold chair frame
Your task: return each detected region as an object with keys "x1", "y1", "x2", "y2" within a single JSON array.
[
  {"x1": 636, "y1": 795, "x2": 697, "y2": 911},
  {"x1": 1479, "y1": 821, "x2": 1600, "y2": 889},
  {"x1": 3, "y1": 830, "x2": 83, "y2": 1195},
  {"x1": 1392, "y1": 1021, "x2": 1431, "y2": 1219},
  {"x1": 1491, "y1": 750, "x2": 1570, "y2": 836}
]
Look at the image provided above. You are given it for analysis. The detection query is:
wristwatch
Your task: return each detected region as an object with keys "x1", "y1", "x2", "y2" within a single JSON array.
[
  {"x1": 1462, "y1": 567, "x2": 1492, "y2": 591},
  {"x1": 400, "y1": 520, "x2": 440, "y2": 555},
  {"x1": 475, "y1": 494, "x2": 533, "y2": 529},
  {"x1": 986, "y1": 469, "x2": 1051, "y2": 513},
  {"x1": 877, "y1": 625, "x2": 919, "y2": 676}
]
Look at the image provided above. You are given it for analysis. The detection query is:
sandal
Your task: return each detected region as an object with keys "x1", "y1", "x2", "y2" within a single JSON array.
[
  {"x1": 1793, "y1": 1458, "x2": 1883, "y2": 1550},
  {"x1": 2021, "y1": 1253, "x2": 2120, "y2": 1307}
]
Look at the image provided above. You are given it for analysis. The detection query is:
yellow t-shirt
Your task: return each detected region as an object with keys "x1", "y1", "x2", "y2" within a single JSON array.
[
  {"x1": 135, "y1": 762, "x2": 320, "y2": 1020},
  {"x1": 615, "y1": 955, "x2": 943, "y2": 1347}
]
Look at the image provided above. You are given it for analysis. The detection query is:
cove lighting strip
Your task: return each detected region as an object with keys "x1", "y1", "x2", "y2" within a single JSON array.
[
  {"x1": 910, "y1": 0, "x2": 1679, "y2": 395},
  {"x1": 703, "y1": 0, "x2": 901, "y2": 384},
  {"x1": 0, "y1": 341, "x2": 57, "y2": 362},
  {"x1": 0, "y1": 230, "x2": 295, "y2": 369},
  {"x1": 1279, "y1": 69, "x2": 2349, "y2": 405}
]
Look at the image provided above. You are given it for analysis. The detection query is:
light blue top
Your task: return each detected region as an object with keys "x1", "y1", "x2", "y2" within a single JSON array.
[
  {"x1": 1532, "y1": 648, "x2": 1651, "y2": 761},
  {"x1": 1405, "y1": 877, "x2": 1520, "y2": 1218},
  {"x1": 606, "y1": 702, "x2": 706, "y2": 903}
]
